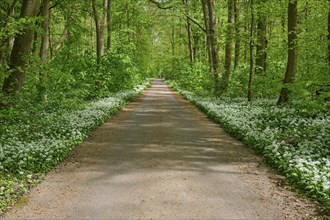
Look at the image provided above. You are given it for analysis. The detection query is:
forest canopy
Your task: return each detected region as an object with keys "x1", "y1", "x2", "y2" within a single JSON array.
[
  {"x1": 0, "y1": 0, "x2": 330, "y2": 214},
  {"x1": 0, "y1": 0, "x2": 329, "y2": 108}
]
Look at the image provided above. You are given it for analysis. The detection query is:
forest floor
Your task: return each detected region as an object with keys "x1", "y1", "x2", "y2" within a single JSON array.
[{"x1": 3, "y1": 79, "x2": 320, "y2": 219}]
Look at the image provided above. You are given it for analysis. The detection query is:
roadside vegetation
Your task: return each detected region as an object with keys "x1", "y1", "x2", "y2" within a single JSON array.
[
  {"x1": 0, "y1": 82, "x2": 148, "y2": 213},
  {"x1": 0, "y1": 0, "x2": 329, "y2": 216},
  {"x1": 171, "y1": 82, "x2": 330, "y2": 213}
]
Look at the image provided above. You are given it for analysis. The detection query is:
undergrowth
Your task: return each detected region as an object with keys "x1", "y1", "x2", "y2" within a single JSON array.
[
  {"x1": 170, "y1": 83, "x2": 330, "y2": 215},
  {"x1": 0, "y1": 82, "x2": 149, "y2": 214}
]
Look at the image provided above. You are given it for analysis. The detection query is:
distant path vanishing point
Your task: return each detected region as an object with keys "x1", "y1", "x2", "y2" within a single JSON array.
[{"x1": 4, "y1": 79, "x2": 317, "y2": 219}]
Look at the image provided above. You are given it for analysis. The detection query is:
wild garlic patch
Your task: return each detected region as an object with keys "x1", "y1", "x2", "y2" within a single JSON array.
[
  {"x1": 0, "y1": 83, "x2": 147, "y2": 213},
  {"x1": 177, "y1": 87, "x2": 330, "y2": 210}
]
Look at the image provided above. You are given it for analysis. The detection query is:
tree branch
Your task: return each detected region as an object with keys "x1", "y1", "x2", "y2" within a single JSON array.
[
  {"x1": 148, "y1": 0, "x2": 205, "y2": 33},
  {"x1": 49, "y1": 0, "x2": 65, "y2": 11},
  {"x1": 185, "y1": 13, "x2": 206, "y2": 33}
]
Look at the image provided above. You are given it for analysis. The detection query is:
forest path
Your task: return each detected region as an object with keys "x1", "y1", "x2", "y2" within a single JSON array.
[{"x1": 4, "y1": 79, "x2": 316, "y2": 219}]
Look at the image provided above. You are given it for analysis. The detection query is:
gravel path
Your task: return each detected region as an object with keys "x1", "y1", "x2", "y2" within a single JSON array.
[{"x1": 4, "y1": 79, "x2": 317, "y2": 219}]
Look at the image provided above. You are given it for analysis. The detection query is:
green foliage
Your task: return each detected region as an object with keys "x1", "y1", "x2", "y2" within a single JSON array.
[
  {"x1": 100, "y1": 46, "x2": 143, "y2": 92},
  {"x1": 164, "y1": 60, "x2": 214, "y2": 95},
  {"x1": 174, "y1": 85, "x2": 330, "y2": 214},
  {"x1": 1, "y1": 0, "x2": 329, "y2": 215},
  {"x1": 0, "y1": 83, "x2": 148, "y2": 214}
]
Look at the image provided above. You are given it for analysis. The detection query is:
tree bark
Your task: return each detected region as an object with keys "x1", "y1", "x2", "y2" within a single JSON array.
[
  {"x1": 248, "y1": 0, "x2": 254, "y2": 101},
  {"x1": 2, "y1": 0, "x2": 40, "y2": 95},
  {"x1": 255, "y1": 0, "x2": 267, "y2": 75},
  {"x1": 222, "y1": 0, "x2": 234, "y2": 92},
  {"x1": 107, "y1": 0, "x2": 112, "y2": 50},
  {"x1": 0, "y1": 0, "x2": 17, "y2": 69},
  {"x1": 53, "y1": 27, "x2": 68, "y2": 52},
  {"x1": 277, "y1": 0, "x2": 298, "y2": 104},
  {"x1": 201, "y1": 0, "x2": 212, "y2": 72},
  {"x1": 183, "y1": 0, "x2": 194, "y2": 66},
  {"x1": 233, "y1": 0, "x2": 240, "y2": 70},
  {"x1": 205, "y1": 0, "x2": 220, "y2": 87},
  {"x1": 92, "y1": 0, "x2": 107, "y2": 63},
  {"x1": 39, "y1": 0, "x2": 50, "y2": 63},
  {"x1": 328, "y1": 0, "x2": 330, "y2": 69}
]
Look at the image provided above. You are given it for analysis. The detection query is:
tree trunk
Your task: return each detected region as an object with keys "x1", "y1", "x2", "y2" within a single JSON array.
[
  {"x1": 255, "y1": 0, "x2": 267, "y2": 75},
  {"x1": 0, "y1": 0, "x2": 17, "y2": 69},
  {"x1": 2, "y1": 0, "x2": 40, "y2": 95},
  {"x1": 39, "y1": 0, "x2": 50, "y2": 63},
  {"x1": 92, "y1": 0, "x2": 107, "y2": 63},
  {"x1": 201, "y1": 0, "x2": 212, "y2": 73},
  {"x1": 171, "y1": 16, "x2": 175, "y2": 58},
  {"x1": 328, "y1": 1, "x2": 330, "y2": 69},
  {"x1": 126, "y1": 1, "x2": 130, "y2": 42},
  {"x1": 193, "y1": 34, "x2": 200, "y2": 62},
  {"x1": 107, "y1": 0, "x2": 112, "y2": 50},
  {"x1": 206, "y1": 0, "x2": 220, "y2": 87},
  {"x1": 277, "y1": 0, "x2": 298, "y2": 105},
  {"x1": 183, "y1": 0, "x2": 194, "y2": 66},
  {"x1": 183, "y1": 0, "x2": 194, "y2": 65},
  {"x1": 53, "y1": 27, "x2": 68, "y2": 52},
  {"x1": 233, "y1": 0, "x2": 240, "y2": 70},
  {"x1": 221, "y1": 0, "x2": 234, "y2": 92},
  {"x1": 248, "y1": 0, "x2": 254, "y2": 101}
]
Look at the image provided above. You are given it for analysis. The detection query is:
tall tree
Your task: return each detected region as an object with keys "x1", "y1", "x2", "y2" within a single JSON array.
[
  {"x1": 92, "y1": 0, "x2": 108, "y2": 63},
  {"x1": 255, "y1": 0, "x2": 267, "y2": 75},
  {"x1": 202, "y1": 0, "x2": 220, "y2": 88},
  {"x1": 201, "y1": 0, "x2": 212, "y2": 72},
  {"x1": 39, "y1": 0, "x2": 50, "y2": 63},
  {"x1": 183, "y1": 0, "x2": 194, "y2": 66},
  {"x1": 248, "y1": 0, "x2": 254, "y2": 101},
  {"x1": 221, "y1": 0, "x2": 235, "y2": 91},
  {"x1": 328, "y1": 0, "x2": 330, "y2": 70},
  {"x1": 107, "y1": 0, "x2": 112, "y2": 50},
  {"x1": 233, "y1": 0, "x2": 240, "y2": 70},
  {"x1": 0, "y1": 0, "x2": 18, "y2": 66},
  {"x1": 208, "y1": 0, "x2": 220, "y2": 83},
  {"x1": 277, "y1": 0, "x2": 298, "y2": 104},
  {"x1": 2, "y1": 0, "x2": 40, "y2": 95}
]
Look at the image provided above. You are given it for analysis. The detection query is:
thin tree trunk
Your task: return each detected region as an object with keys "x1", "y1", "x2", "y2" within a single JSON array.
[
  {"x1": 0, "y1": 0, "x2": 17, "y2": 67},
  {"x1": 53, "y1": 27, "x2": 68, "y2": 52},
  {"x1": 201, "y1": 0, "x2": 212, "y2": 73},
  {"x1": 248, "y1": 0, "x2": 254, "y2": 101},
  {"x1": 107, "y1": 0, "x2": 112, "y2": 50},
  {"x1": 91, "y1": 15, "x2": 94, "y2": 53},
  {"x1": 126, "y1": 1, "x2": 130, "y2": 42},
  {"x1": 277, "y1": 0, "x2": 298, "y2": 104},
  {"x1": 171, "y1": 16, "x2": 175, "y2": 60},
  {"x1": 187, "y1": 17, "x2": 194, "y2": 65},
  {"x1": 92, "y1": 0, "x2": 107, "y2": 63},
  {"x1": 193, "y1": 34, "x2": 200, "y2": 62},
  {"x1": 183, "y1": 0, "x2": 194, "y2": 66},
  {"x1": 2, "y1": 0, "x2": 40, "y2": 95},
  {"x1": 328, "y1": 1, "x2": 330, "y2": 69},
  {"x1": 222, "y1": 0, "x2": 234, "y2": 91},
  {"x1": 255, "y1": 0, "x2": 267, "y2": 75},
  {"x1": 207, "y1": 0, "x2": 220, "y2": 88},
  {"x1": 234, "y1": 0, "x2": 240, "y2": 70},
  {"x1": 39, "y1": 0, "x2": 50, "y2": 63}
]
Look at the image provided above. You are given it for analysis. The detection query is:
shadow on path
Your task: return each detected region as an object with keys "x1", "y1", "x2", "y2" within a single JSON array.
[{"x1": 4, "y1": 79, "x2": 317, "y2": 219}]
